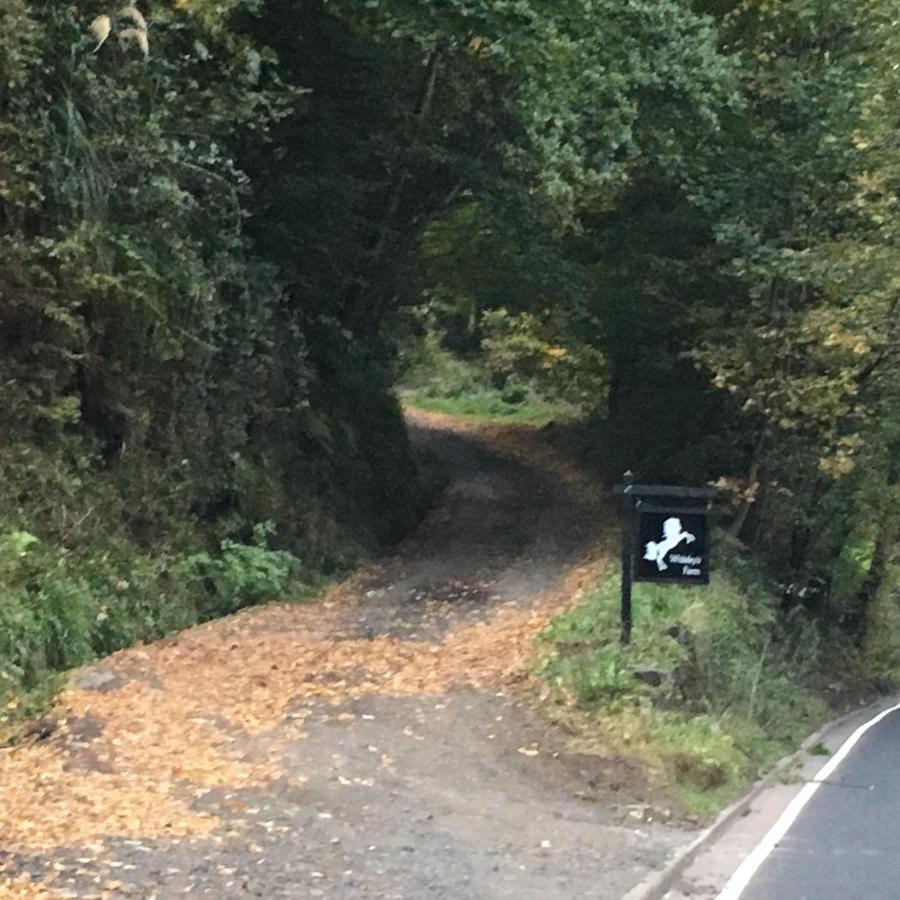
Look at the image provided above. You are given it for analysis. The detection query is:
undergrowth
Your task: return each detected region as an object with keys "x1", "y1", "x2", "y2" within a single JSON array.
[
  {"x1": 538, "y1": 538, "x2": 835, "y2": 815},
  {"x1": 0, "y1": 522, "x2": 319, "y2": 741},
  {"x1": 397, "y1": 329, "x2": 582, "y2": 425}
]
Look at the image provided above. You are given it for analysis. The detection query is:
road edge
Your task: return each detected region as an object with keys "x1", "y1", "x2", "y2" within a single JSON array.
[{"x1": 621, "y1": 692, "x2": 900, "y2": 900}]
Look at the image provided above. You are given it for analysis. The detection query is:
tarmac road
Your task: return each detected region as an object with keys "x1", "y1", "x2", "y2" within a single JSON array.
[{"x1": 729, "y1": 704, "x2": 900, "y2": 900}]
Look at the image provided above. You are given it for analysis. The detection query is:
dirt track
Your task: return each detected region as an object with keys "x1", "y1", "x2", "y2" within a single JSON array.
[{"x1": 0, "y1": 410, "x2": 692, "y2": 898}]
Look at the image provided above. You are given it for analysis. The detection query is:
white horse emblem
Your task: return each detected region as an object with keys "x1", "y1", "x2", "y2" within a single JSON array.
[{"x1": 644, "y1": 517, "x2": 695, "y2": 571}]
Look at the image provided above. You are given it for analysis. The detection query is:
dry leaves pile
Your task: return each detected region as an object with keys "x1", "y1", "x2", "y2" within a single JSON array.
[
  {"x1": 0, "y1": 584, "x2": 593, "y2": 894},
  {"x1": 0, "y1": 871, "x2": 49, "y2": 900}
]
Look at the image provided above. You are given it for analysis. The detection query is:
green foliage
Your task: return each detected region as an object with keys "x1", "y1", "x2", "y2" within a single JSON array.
[
  {"x1": 3, "y1": 0, "x2": 899, "y2": 751},
  {"x1": 480, "y1": 309, "x2": 608, "y2": 411},
  {"x1": 398, "y1": 320, "x2": 583, "y2": 424},
  {"x1": 0, "y1": 0, "x2": 434, "y2": 725},
  {"x1": 0, "y1": 521, "x2": 305, "y2": 722},
  {"x1": 0, "y1": 531, "x2": 94, "y2": 686},
  {"x1": 177, "y1": 522, "x2": 299, "y2": 617}
]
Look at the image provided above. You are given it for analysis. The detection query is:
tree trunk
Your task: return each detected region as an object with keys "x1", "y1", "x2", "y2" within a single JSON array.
[{"x1": 729, "y1": 429, "x2": 766, "y2": 539}]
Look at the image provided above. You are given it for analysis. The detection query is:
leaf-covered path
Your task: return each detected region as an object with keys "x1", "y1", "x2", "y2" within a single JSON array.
[{"x1": 0, "y1": 411, "x2": 691, "y2": 899}]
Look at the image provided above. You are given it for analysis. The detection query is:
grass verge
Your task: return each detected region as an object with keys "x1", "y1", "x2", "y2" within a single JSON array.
[
  {"x1": 537, "y1": 540, "x2": 835, "y2": 817},
  {"x1": 399, "y1": 387, "x2": 574, "y2": 425}
]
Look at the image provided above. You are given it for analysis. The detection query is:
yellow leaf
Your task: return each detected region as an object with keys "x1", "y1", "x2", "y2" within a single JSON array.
[
  {"x1": 89, "y1": 14, "x2": 112, "y2": 51},
  {"x1": 118, "y1": 5, "x2": 147, "y2": 30},
  {"x1": 818, "y1": 454, "x2": 856, "y2": 479}
]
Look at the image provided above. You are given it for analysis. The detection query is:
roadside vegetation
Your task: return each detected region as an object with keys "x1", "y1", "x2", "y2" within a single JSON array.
[
  {"x1": 1, "y1": 0, "x2": 898, "y2": 785},
  {"x1": 0, "y1": 520, "x2": 317, "y2": 736},
  {"x1": 537, "y1": 542, "x2": 839, "y2": 815}
]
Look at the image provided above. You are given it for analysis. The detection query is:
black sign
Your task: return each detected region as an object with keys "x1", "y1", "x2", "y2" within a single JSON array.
[
  {"x1": 612, "y1": 481, "x2": 717, "y2": 644},
  {"x1": 634, "y1": 506, "x2": 709, "y2": 584}
]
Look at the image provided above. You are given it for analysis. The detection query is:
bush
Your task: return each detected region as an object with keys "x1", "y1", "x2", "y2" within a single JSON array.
[
  {"x1": 1, "y1": 5, "x2": 427, "y2": 741},
  {"x1": 0, "y1": 522, "x2": 305, "y2": 729},
  {"x1": 0, "y1": 531, "x2": 95, "y2": 692},
  {"x1": 176, "y1": 522, "x2": 299, "y2": 618}
]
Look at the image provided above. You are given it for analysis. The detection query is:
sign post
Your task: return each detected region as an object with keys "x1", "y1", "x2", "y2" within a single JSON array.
[
  {"x1": 612, "y1": 480, "x2": 718, "y2": 644},
  {"x1": 618, "y1": 473, "x2": 635, "y2": 645}
]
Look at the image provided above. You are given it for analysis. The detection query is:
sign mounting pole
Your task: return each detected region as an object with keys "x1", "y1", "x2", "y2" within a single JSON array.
[{"x1": 619, "y1": 472, "x2": 635, "y2": 645}]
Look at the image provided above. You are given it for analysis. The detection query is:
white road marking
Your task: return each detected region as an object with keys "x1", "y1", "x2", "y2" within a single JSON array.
[{"x1": 716, "y1": 701, "x2": 900, "y2": 900}]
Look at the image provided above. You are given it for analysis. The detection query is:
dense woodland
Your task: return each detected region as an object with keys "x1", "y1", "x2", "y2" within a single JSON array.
[{"x1": 1, "y1": 1, "x2": 898, "y2": 718}]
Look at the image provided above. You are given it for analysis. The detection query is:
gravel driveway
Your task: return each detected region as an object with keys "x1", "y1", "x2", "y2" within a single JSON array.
[{"x1": 0, "y1": 411, "x2": 692, "y2": 899}]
